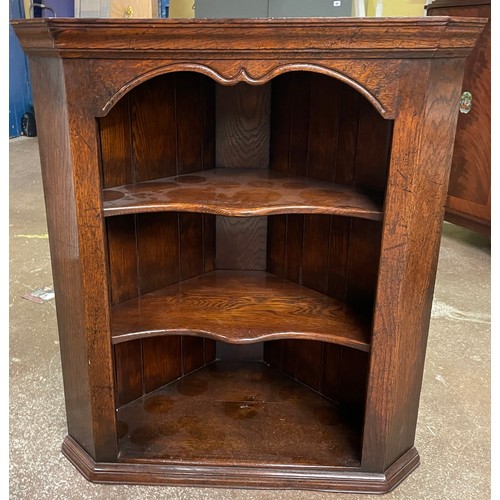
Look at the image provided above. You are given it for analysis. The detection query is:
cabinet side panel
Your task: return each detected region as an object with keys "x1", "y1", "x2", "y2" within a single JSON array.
[
  {"x1": 28, "y1": 56, "x2": 98, "y2": 457},
  {"x1": 44, "y1": 56, "x2": 120, "y2": 460},
  {"x1": 363, "y1": 59, "x2": 465, "y2": 472},
  {"x1": 130, "y1": 74, "x2": 177, "y2": 181}
]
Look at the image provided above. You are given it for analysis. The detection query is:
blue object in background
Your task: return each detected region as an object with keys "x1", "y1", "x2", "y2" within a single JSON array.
[
  {"x1": 159, "y1": 0, "x2": 170, "y2": 18},
  {"x1": 9, "y1": 1, "x2": 74, "y2": 138},
  {"x1": 9, "y1": 0, "x2": 32, "y2": 138},
  {"x1": 33, "y1": 0, "x2": 75, "y2": 17}
]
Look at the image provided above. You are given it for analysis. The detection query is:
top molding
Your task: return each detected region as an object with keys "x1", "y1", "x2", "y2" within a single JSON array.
[{"x1": 11, "y1": 17, "x2": 487, "y2": 60}]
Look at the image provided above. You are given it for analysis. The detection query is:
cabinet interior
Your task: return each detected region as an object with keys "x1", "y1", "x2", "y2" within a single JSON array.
[{"x1": 98, "y1": 71, "x2": 393, "y2": 466}]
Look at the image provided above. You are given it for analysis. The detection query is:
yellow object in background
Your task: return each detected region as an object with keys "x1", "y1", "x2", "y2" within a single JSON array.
[
  {"x1": 365, "y1": 0, "x2": 427, "y2": 17},
  {"x1": 169, "y1": 0, "x2": 195, "y2": 18}
]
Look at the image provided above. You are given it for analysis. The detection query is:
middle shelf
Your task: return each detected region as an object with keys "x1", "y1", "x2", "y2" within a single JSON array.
[
  {"x1": 111, "y1": 270, "x2": 371, "y2": 351},
  {"x1": 102, "y1": 168, "x2": 384, "y2": 220}
]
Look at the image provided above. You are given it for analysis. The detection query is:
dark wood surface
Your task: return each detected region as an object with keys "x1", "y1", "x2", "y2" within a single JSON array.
[
  {"x1": 117, "y1": 360, "x2": 362, "y2": 467},
  {"x1": 111, "y1": 270, "x2": 371, "y2": 351},
  {"x1": 426, "y1": 1, "x2": 491, "y2": 235},
  {"x1": 12, "y1": 16, "x2": 486, "y2": 492},
  {"x1": 102, "y1": 168, "x2": 384, "y2": 220}
]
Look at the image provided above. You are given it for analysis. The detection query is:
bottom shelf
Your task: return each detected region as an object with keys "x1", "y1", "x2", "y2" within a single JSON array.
[{"x1": 116, "y1": 360, "x2": 362, "y2": 468}]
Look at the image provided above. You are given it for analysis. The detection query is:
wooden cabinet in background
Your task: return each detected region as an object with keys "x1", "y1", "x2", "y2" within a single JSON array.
[
  {"x1": 12, "y1": 17, "x2": 485, "y2": 493},
  {"x1": 426, "y1": 0, "x2": 491, "y2": 235}
]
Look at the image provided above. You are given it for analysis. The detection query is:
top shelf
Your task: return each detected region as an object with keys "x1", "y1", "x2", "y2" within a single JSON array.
[{"x1": 102, "y1": 168, "x2": 383, "y2": 220}]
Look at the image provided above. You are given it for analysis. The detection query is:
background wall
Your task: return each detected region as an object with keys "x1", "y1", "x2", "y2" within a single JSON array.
[{"x1": 364, "y1": 0, "x2": 427, "y2": 16}]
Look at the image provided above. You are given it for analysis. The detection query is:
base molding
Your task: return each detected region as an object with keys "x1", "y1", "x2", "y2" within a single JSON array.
[{"x1": 61, "y1": 436, "x2": 420, "y2": 493}]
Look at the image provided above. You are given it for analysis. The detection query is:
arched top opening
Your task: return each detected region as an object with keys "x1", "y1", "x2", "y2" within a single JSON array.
[{"x1": 100, "y1": 63, "x2": 389, "y2": 118}]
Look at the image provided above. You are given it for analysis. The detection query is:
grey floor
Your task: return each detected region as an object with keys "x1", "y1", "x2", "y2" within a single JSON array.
[{"x1": 9, "y1": 136, "x2": 491, "y2": 499}]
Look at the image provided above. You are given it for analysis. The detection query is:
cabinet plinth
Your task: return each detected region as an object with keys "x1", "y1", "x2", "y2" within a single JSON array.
[{"x1": 12, "y1": 16, "x2": 486, "y2": 493}]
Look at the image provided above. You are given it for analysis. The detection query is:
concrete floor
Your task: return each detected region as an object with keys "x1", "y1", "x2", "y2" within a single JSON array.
[{"x1": 9, "y1": 136, "x2": 491, "y2": 499}]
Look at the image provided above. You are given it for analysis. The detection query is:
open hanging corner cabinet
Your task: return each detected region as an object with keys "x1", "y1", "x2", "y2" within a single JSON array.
[{"x1": 12, "y1": 16, "x2": 486, "y2": 493}]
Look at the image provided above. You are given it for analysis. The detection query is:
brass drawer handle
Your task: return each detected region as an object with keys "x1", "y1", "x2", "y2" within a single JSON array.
[{"x1": 459, "y1": 91, "x2": 472, "y2": 114}]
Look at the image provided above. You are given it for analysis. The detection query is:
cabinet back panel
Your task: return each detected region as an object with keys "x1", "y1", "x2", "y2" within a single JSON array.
[
  {"x1": 130, "y1": 75, "x2": 177, "y2": 182},
  {"x1": 263, "y1": 340, "x2": 368, "y2": 409},
  {"x1": 106, "y1": 213, "x2": 215, "y2": 304},
  {"x1": 265, "y1": 73, "x2": 385, "y2": 414},
  {"x1": 216, "y1": 216, "x2": 267, "y2": 271},
  {"x1": 142, "y1": 336, "x2": 183, "y2": 395},
  {"x1": 266, "y1": 215, "x2": 381, "y2": 309},
  {"x1": 107, "y1": 212, "x2": 216, "y2": 406},
  {"x1": 115, "y1": 335, "x2": 216, "y2": 407},
  {"x1": 103, "y1": 71, "x2": 385, "y2": 411},
  {"x1": 99, "y1": 95, "x2": 134, "y2": 187},
  {"x1": 269, "y1": 71, "x2": 393, "y2": 191},
  {"x1": 106, "y1": 215, "x2": 139, "y2": 305},
  {"x1": 137, "y1": 212, "x2": 180, "y2": 295},
  {"x1": 214, "y1": 83, "x2": 271, "y2": 269},
  {"x1": 99, "y1": 72, "x2": 215, "y2": 189},
  {"x1": 215, "y1": 83, "x2": 271, "y2": 169}
]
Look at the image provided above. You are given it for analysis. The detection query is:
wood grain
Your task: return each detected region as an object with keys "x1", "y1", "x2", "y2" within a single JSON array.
[
  {"x1": 111, "y1": 270, "x2": 371, "y2": 351},
  {"x1": 102, "y1": 168, "x2": 384, "y2": 220},
  {"x1": 13, "y1": 15, "x2": 484, "y2": 491},
  {"x1": 131, "y1": 75, "x2": 177, "y2": 182},
  {"x1": 142, "y1": 336, "x2": 183, "y2": 395},
  {"x1": 215, "y1": 217, "x2": 267, "y2": 271},
  {"x1": 427, "y1": 1, "x2": 491, "y2": 234},
  {"x1": 118, "y1": 361, "x2": 362, "y2": 467},
  {"x1": 99, "y1": 95, "x2": 133, "y2": 188},
  {"x1": 114, "y1": 340, "x2": 143, "y2": 407},
  {"x1": 216, "y1": 84, "x2": 271, "y2": 169},
  {"x1": 362, "y1": 59, "x2": 466, "y2": 472}
]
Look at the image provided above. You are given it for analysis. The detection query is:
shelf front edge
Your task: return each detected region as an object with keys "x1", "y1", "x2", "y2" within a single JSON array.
[{"x1": 110, "y1": 271, "x2": 371, "y2": 352}]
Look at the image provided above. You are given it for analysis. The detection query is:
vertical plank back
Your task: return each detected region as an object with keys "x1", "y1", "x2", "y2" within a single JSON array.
[{"x1": 215, "y1": 83, "x2": 271, "y2": 271}]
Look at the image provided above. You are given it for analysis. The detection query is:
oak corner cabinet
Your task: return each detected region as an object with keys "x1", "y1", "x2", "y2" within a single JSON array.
[{"x1": 12, "y1": 17, "x2": 486, "y2": 493}]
